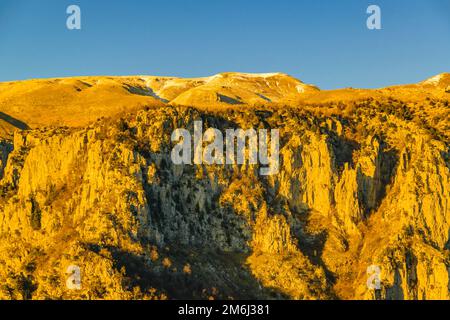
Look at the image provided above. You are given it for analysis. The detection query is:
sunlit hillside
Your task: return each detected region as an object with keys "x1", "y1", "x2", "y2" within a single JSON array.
[
  {"x1": 0, "y1": 72, "x2": 448, "y2": 300},
  {"x1": 1, "y1": 72, "x2": 448, "y2": 133}
]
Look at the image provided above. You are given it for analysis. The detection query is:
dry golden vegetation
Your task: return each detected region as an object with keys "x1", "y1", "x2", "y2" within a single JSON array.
[{"x1": 0, "y1": 72, "x2": 448, "y2": 300}]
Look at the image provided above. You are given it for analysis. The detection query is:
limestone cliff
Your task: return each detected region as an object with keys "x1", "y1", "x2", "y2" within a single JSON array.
[{"x1": 0, "y1": 74, "x2": 448, "y2": 300}]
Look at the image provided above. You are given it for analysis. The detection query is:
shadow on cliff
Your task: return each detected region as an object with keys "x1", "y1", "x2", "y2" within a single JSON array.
[
  {"x1": 446, "y1": 229, "x2": 450, "y2": 250},
  {"x1": 441, "y1": 149, "x2": 450, "y2": 172},
  {"x1": 0, "y1": 112, "x2": 30, "y2": 130},
  {"x1": 123, "y1": 84, "x2": 169, "y2": 103},
  {"x1": 357, "y1": 145, "x2": 399, "y2": 216},
  {"x1": 384, "y1": 269, "x2": 405, "y2": 300},
  {"x1": 84, "y1": 242, "x2": 286, "y2": 299},
  {"x1": 329, "y1": 132, "x2": 399, "y2": 217}
]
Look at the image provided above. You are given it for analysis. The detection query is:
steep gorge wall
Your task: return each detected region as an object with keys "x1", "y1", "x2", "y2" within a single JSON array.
[{"x1": 0, "y1": 105, "x2": 448, "y2": 300}]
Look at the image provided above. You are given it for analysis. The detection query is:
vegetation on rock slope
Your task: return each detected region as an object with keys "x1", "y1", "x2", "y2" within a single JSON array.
[{"x1": 0, "y1": 73, "x2": 448, "y2": 300}]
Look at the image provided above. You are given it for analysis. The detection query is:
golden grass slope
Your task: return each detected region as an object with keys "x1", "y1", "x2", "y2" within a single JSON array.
[
  {"x1": 0, "y1": 72, "x2": 448, "y2": 135},
  {"x1": 0, "y1": 72, "x2": 318, "y2": 133},
  {"x1": 170, "y1": 72, "x2": 319, "y2": 108},
  {"x1": 0, "y1": 77, "x2": 165, "y2": 131}
]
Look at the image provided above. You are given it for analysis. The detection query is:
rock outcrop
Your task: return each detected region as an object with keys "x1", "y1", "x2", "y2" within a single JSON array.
[{"x1": 0, "y1": 76, "x2": 448, "y2": 300}]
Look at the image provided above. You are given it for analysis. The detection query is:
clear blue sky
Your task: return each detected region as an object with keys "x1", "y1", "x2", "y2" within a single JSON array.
[{"x1": 0, "y1": 0, "x2": 449, "y2": 89}]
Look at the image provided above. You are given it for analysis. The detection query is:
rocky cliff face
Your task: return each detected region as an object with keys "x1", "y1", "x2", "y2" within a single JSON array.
[{"x1": 0, "y1": 75, "x2": 449, "y2": 300}]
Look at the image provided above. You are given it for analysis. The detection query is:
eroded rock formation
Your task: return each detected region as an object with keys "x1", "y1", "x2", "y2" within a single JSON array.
[{"x1": 0, "y1": 75, "x2": 448, "y2": 300}]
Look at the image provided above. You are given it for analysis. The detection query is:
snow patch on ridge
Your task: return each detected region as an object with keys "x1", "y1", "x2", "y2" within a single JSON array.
[
  {"x1": 423, "y1": 74, "x2": 444, "y2": 85},
  {"x1": 422, "y1": 73, "x2": 450, "y2": 86}
]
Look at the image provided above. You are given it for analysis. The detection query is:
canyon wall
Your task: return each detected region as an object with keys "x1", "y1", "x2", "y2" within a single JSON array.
[{"x1": 0, "y1": 101, "x2": 448, "y2": 300}]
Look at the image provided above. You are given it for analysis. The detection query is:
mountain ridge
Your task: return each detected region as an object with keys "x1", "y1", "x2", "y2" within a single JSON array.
[
  {"x1": 0, "y1": 72, "x2": 448, "y2": 137},
  {"x1": 0, "y1": 72, "x2": 448, "y2": 300}
]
